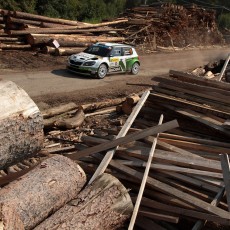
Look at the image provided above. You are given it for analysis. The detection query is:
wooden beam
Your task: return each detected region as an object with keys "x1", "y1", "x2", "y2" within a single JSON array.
[
  {"x1": 88, "y1": 91, "x2": 150, "y2": 184},
  {"x1": 68, "y1": 119, "x2": 179, "y2": 160},
  {"x1": 128, "y1": 115, "x2": 163, "y2": 230},
  {"x1": 220, "y1": 153, "x2": 230, "y2": 211},
  {"x1": 107, "y1": 159, "x2": 230, "y2": 219}
]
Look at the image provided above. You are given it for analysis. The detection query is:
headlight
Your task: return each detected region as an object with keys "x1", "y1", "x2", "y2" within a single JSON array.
[{"x1": 83, "y1": 61, "x2": 96, "y2": 66}]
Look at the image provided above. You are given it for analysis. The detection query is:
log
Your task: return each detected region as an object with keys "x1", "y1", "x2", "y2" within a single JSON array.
[
  {"x1": 7, "y1": 16, "x2": 42, "y2": 26},
  {"x1": 42, "y1": 102, "x2": 78, "y2": 118},
  {"x1": 41, "y1": 46, "x2": 56, "y2": 54},
  {"x1": 82, "y1": 97, "x2": 126, "y2": 112},
  {"x1": 122, "y1": 101, "x2": 133, "y2": 115},
  {"x1": 126, "y1": 94, "x2": 140, "y2": 105},
  {"x1": 34, "y1": 173, "x2": 133, "y2": 230},
  {"x1": 55, "y1": 47, "x2": 84, "y2": 56},
  {"x1": 13, "y1": 10, "x2": 80, "y2": 25},
  {"x1": 0, "y1": 155, "x2": 86, "y2": 229},
  {"x1": 0, "y1": 43, "x2": 31, "y2": 50},
  {"x1": 54, "y1": 109, "x2": 85, "y2": 129},
  {"x1": 27, "y1": 34, "x2": 125, "y2": 45},
  {"x1": 0, "y1": 80, "x2": 44, "y2": 170}
]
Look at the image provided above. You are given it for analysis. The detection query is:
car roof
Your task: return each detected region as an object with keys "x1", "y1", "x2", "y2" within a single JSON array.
[{"x1": 95, "y1": 42, "x2": 132, "y2": 48}]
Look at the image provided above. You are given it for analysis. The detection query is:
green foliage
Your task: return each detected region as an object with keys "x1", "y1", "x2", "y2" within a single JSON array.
[{"x1": 218, "y1": 13, "x2": 230, "y2": 28}]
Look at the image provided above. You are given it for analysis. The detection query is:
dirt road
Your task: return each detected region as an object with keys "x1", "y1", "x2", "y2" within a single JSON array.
[{"x1": 0, "y1": 47, "x2": 229, "y2": 106}]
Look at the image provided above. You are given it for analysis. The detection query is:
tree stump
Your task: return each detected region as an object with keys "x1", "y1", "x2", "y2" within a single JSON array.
[
  {"x1": 35, "y1": 173, "x2": 133, "y2": 230},
  {"x1": 0, "y1": 155, "x2": 87, "y2": 229},
  {"x1": 0, "y1": 80, "x2": 44, "y2": 170}
]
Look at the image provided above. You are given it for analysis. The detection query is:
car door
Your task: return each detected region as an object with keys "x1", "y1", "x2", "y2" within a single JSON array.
[
  {"x1": 109, "y1": 47, "x2": 125, "y2": 72},
  {"x1": 121, "y1": 47, "x2": 134, "y2": 72}
]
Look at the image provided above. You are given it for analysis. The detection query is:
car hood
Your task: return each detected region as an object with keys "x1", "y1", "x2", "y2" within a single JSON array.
[{"x1": 70, "y1": 52, "x2": 100, "y2": 61}]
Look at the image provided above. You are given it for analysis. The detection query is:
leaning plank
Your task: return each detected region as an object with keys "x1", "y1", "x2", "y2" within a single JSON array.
[
  {"x1": 108, "y1": 159, "x2": 230, "y2": 219},
  {"x1": 220, "y1": 154, "x2": 230, "y2": 211},
  {"x1": 68, "y1": 119, "x2": 179, "y2": 160},
  {"x1": 34, "y1": 173, "x2": 133, "y2": 230},
  {"x1": 0, "y1": 155, "x2": 86, "y2": 229},
  {"x1": 0, "y1": 80, "x2": 44, "y2": 170},
  {"x1": 89, "y1": 91, "x2": 150, "y2": 184},
  {"x1": 128, "y1": 114, "x2": 163, "y2": 230},
  {"x1": 192, "y1": 186, "x2": 225, "y2": 230}
]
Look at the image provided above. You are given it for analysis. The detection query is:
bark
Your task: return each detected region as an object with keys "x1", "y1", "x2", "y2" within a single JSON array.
[
  {"x1": 55, "y1": 109, "x2": 85, "y2": 129},
  {"x1": 0, "y1": 155, "x2": 87, "y2": 229},
  {"x1": 0, "y1": 203, "x2": 24, "y2": 230},
  {"x1": 34, "y1": 173, "x2": 133, "y2": 230},
  {"x1": 27, "y1": 34, "x2": 125, "y2": 45},
  {"x1": 122, "y1": 101, "x2": 133, "y2": 115},
  {"x1": 0, "y1": 80, "x2": 44, "y2": 170}
]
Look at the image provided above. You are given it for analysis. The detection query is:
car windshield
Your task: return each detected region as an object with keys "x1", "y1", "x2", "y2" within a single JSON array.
[{"x1": 84, "y1": 45, "x2": 111, "y2": 57}]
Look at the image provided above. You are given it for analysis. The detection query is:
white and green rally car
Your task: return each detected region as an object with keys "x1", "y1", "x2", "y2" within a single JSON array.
[{"x1": 67, "y1": 42, "x2": 140, "y2": 79}]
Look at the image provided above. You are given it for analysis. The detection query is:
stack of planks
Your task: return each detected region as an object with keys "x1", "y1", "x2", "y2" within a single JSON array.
[
  {"x1": 120, "y1": 3, "x2": 224, "y2": 49},
  {"x1": 0, "y1": 8, "x2": 127, "y2": 55}
]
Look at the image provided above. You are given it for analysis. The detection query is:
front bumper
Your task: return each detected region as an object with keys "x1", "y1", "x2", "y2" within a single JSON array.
[{"x1": 67, "y1": 64, "x2": 97, "y2": 76}]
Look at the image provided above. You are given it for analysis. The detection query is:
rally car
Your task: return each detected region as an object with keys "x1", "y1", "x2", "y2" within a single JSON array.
[{"x1": 67, "y1": 42, "x2": 140, "y2": 79}]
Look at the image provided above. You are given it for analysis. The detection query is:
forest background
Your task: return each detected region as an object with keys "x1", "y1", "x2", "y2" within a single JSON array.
[{"x1": 0, "y1": 0, "x2": 229, "y2": 28}]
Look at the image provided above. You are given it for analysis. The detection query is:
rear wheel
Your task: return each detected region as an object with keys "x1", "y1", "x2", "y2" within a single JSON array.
[
  {"x1": 131, "y1": 62, "x2": 140, "y2": 75},
  {"x1": 97, "y1": 64, "x2": 108, "y2": 79}
]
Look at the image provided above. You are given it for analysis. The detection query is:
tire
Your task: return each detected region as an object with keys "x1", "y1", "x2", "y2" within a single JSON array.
[
  {"x1": 131, "y1": 62, "x2": 140, "y2": 75},
  {"x1": 96, "y1": 64, "x2": 108, "y2": 79}
]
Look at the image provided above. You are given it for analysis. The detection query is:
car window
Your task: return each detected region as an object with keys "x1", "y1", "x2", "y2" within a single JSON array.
[
  {"x1": 122, "y1": 47, "x2": 133, "y2": 56},
  {"x1": 110, "y1": 47, "x2": 122, "y2": 56},
  {"x1": 84, "y1": 45, "x2": 111, "y2": 57}
]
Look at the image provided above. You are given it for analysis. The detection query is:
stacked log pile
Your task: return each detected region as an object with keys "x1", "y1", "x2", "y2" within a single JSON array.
[
  {"x1": 120, "y1": 3, "x2": 224, "y2": 49},
  {"x1": 0, "y1": 9, "x2": 127, "y2": 55},
  {"x1": 0, "y1": 3, "x2": 225, "y2": 55}
]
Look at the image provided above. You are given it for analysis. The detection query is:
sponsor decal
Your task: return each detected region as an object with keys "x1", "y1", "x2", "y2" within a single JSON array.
[
  {"x1": 109, "y1": 66, "x2": 121, "y2": 72},
  {"x1": 110, "y1": 58, "x2": 119, "y2": 62}
]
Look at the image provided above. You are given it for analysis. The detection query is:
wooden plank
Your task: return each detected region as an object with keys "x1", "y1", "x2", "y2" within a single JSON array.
[
  {"x1": 169, "y1": 70, "x2": 230, "y2": 91},
  {"x1": 140, "y1": 196, "x2": 230, "y2": 225},
  {"x1": 106, "y1": 159, "x2": 230, "y2": 219},
  {"x1": 88, "y1": 90, "x2": 150, "y2": 184},
  {"x1": 192, "y1": 186, "x2": 225, "y2": 230},
  {"x1": 148, "y1": 92, "x2": 230, "y2": 118},
  {"x1": 136, "y1": 216, "x2": 166, "y2": 230},
  {"x1": 139, "y1": 210, "x2": 179, "y2": 224},
  {"x1": 220, "y1": 153, "x2": 230, "y2": 211},
  {"x1": 128, "y1": 115, "x2": 163, "y2": 230},
  {"x1": 159, "y1": 138, "x2": 230, "y2": 154},
  {"x1": 67, "y1": 119, "x2": 179, "y2": 160},
  {"x1": 117, "y1": 148, "x2": 221, "y2": 172},
  {"x1": 117, "y1": 160, "x2": 222, "y2": 179}
]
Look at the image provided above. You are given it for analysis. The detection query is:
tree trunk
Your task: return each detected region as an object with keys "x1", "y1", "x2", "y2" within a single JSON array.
[
  {"x1": 34, "y1": 173, "x2": 133, "y2": 230},
  {"x1": 0, "y1": 80, "x2": 44, "y2": 170},
  {"x1": 126, "y1": 94, "x2": 140, "y2": 105},
  {"x1": 27, "y1": 34, "x2": 125, "y2": 45},
  {"x1": 0, "y1": 43, "x2": 31, "y2": 50},
  {"x1": 0, "y1": 155, "x2": 87, "y2": 230}
]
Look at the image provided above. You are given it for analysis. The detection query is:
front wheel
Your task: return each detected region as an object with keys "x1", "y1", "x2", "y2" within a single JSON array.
[
  {"x1": 96, "y1": 64, "x2": 108, "y2": 79},
  {"x1": 131, "y1": 62, "x2": 140, "y2": 75}
]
